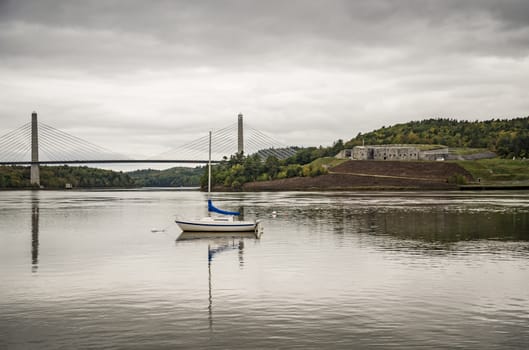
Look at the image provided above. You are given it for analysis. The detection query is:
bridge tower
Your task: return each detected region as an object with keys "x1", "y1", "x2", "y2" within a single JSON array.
[
  {"x1": 237, "y1": 113, "x2": 244, "y2": 154},
  {"x1": 30, "y1": 111, "x2": 40, "y2": 186}
]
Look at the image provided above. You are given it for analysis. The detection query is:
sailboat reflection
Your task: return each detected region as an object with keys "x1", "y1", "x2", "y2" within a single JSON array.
[
  {"x1": 177, "y1": 231, "x2": 262, "y2": 241},
  {"x1": 176, "y1": 230, "x2": 262, "y2": 330},
  {"x1": 31, "y1": 191, "x2": 40, "y2": 273}
]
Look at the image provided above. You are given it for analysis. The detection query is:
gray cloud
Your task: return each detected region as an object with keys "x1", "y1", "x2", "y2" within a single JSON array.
[
  {"x1": 3, "y1": 0, "x2": 529, "y2": 69},
  {"x1": 1, "y1": 0, "x2": 528, "y2": 159}
]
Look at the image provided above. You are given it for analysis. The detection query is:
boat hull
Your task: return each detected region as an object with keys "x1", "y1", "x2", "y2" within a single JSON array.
[
  {"x1": 175, "y1": 219, "x2": 258, "y2": 232},
  {"x1": 177, "y1": 231, "x2": 259, "y2": 241}
]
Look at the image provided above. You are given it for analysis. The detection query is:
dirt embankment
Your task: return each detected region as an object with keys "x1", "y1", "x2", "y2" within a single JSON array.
[
  {"x1": 330, "y1": 160, "x2": 474, "y2": 181},
  {"x1": 243, "y1": 160, "x2": 474, "y2": 191}
]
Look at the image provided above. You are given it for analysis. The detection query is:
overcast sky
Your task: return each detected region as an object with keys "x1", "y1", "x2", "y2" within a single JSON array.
[{"x1": 1, "y1": 0, "x2": 528, "y2": 158}]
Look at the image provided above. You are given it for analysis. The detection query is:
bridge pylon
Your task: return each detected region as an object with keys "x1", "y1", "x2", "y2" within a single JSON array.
[
  {"x1": 238, "y1": 113, "x2": 244, "y2": 154},
  {"x1": 30, "y1": 111, "x2": 40, "y2": 186}
]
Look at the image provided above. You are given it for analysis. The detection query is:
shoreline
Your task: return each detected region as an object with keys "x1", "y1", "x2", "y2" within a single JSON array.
[{"x1": 2, "y1": 185, "x2": 528, "y2": 191}]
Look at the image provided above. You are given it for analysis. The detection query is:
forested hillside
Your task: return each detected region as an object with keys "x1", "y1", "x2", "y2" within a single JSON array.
[
  {"x1": 128, "y1": 167, "x2": 204, "y2": 187},
  {"x1": 344, "y1": 117, "x2": 529, "y2": 158},
  {"x1": 0, "y1": 166, "x2": 134, "y2": 189},
  {"x1": 0, "y1": 165, "x2": 205, "y2": 189}
]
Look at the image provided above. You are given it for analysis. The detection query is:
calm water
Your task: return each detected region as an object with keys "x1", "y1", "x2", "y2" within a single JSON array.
[{"x1": 1, "y1": 190, "x2": 529, "y2": 349}]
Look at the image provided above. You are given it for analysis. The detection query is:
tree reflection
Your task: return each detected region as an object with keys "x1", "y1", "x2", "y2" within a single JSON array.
[
  {"x1": 368, "y1": 209, "x2": 529, "y2": 242},
  {"x1": 284, "y1": 204, "x2": 529, "y2": 250}
]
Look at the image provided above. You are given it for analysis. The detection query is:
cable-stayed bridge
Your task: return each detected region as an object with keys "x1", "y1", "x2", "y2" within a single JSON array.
[{"x1": 0, "y1": 112, "x2": 296, "y2": 185}]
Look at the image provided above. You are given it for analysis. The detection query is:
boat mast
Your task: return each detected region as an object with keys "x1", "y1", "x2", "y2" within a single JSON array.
[{"x1": 208, "y1": 130, "x2": 212, "y2": 197}]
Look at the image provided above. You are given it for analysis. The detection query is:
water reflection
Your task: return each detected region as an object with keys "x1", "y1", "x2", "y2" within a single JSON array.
[
  {"x1": 2, "y1": 191, "x2": 529, "y2": 349},
  {"x1": 176, "y1": 231, "x2": 261, "y2": 331},
  {"x1": 374, "y1": 210, "x2": 529, "y2": 242},
  {"x1": 176, "y1": 231, "x2": 261, "y2": 241},
  {"x1": 31, "y1": 191, "x2": 39, "y2": 273},
  {"x1": 287, "y1": 205, "x2": 529, "y2": 243}
]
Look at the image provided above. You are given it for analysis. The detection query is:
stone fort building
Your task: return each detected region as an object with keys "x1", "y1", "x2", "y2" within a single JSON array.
[{"x1": 337, "y1": 145, "x2": 449, "y2": 161}]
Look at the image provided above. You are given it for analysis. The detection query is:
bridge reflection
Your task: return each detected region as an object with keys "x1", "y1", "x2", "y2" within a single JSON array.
[{"x1": 31, "y1": 191, "x2": 39, "y2": 273}]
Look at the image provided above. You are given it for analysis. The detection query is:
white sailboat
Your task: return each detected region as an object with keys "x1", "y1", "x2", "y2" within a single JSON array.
[{"x1": 175, "y1": 131, "x2": 260, "y2": 232}]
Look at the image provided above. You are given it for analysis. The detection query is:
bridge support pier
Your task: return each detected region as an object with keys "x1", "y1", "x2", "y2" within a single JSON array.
[
  {"x1": 30, "y1": 111, "x2": 40, "y2": 186},
  {"x1": 237, "y1": 113, "x2": 244, "y2": 155}
]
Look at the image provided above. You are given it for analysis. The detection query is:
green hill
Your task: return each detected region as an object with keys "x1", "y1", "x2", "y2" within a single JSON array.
[
  {"x1": 128, "y1": 166, "x2": 204, "y2": 187},
  {"x1": 0, "y1": 165, "x2": 205, "y2": 189},
  {"x1": 455, "y1": 159, "x2": 529, "y2": 184},
  {"x1": 344, "y1": 117, "x2": 529, "y2": 158},
  {"x1": 0, "y1": 166, "x2": 135, "y2": 189}
]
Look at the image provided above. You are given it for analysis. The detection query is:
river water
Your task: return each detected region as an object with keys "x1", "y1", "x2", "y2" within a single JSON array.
[{"x1": 1, "y1": 190, "x2": 528, "y2": 349}]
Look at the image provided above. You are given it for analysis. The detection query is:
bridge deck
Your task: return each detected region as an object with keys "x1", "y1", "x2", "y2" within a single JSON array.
[{"x1": 0, "y1": 160, "x2": 220, "y2": 165}]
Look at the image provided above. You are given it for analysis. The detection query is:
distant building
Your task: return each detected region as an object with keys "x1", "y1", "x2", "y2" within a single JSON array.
[
  {"x1": 337, "y1": 145, "x2": 449, "y2": 161},
  {"x1": 352, "y1": 145, "x2": 420, "y2": 161}
]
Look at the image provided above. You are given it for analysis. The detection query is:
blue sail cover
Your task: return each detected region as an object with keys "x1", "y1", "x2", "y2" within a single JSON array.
[{"x1": 208, "y1": 199, "x2": 240, "y2": 216}]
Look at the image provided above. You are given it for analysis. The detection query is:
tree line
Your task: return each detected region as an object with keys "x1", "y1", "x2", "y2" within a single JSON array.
[
  {"x1": 0, "y1": 166, "x2": 135, "y2": 189},
  {"x1": 128, "y1": 167, "x2": 204, "y2": 187},
  {"x1": 0, "y1": 165, "x2": 208, "y2": 189}
]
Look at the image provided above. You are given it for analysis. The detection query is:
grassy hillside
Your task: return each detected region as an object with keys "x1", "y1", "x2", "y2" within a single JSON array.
[
  {"x1": 308, "y1": 157, "x2": 348, "y2": 168},
  {"x1": 455, "y1": 159, "x2": 529, "y2": 184}
]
